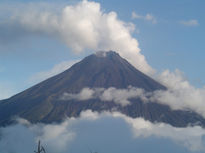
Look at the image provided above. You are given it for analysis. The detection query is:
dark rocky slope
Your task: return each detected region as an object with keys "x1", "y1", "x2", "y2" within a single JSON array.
[{"x1": 0, "y1": 51, "x2": 204, "y2": 127}]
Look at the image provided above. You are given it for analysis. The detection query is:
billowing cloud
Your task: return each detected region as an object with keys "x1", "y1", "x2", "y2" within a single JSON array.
[
  {"x1": 28, "y1": 60, "x2": 78, "y2": 84},
  {"x1": 1, "y1": 110, "x2": 205, "y2": 153},
  {"x1": 0, "y1": 0, "x2": 154, "y2": 75},
  {"x1": 180, "y1": 19, "x2": 199, "y2": 26},
  {"x1": 152, "y1": 69, "x2": 205, "y2": 117},
  {"x1": 132, "y1": 12, "x2": 157, "y2": 24}
]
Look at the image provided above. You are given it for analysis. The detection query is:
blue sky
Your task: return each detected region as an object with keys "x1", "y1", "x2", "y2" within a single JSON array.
[{"x1": 0, "y1": 0, "x2": 204, "y2": 97}]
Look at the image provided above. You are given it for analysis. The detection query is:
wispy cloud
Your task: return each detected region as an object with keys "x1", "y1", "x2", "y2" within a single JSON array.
[
  {"x1": 132, "y1": 12, "x2": 157, "y2": 24},
  {"x1": 180, "y1": 19, "x2": 199, "y2": 26},
  {"x1": 28, "y1": 60, "x2": 78, "y2": 84},
  {"x1": 0, "y1": 81, "x2": 16, "y2": 100}
]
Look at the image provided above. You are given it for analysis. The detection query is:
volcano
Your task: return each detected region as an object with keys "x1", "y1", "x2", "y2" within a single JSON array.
[{"x1": 0, "y1": 51, "x2": 205, "y2": 127}]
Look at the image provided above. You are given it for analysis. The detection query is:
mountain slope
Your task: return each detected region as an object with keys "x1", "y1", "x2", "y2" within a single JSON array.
[{"x1": 0, "y1": 51, "x2": 205, "y2": 127}]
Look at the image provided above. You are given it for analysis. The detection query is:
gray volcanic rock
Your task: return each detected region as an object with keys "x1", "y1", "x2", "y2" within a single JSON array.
[{"x1": 0, "y1": 51, "x2": 205, "y2": 127}]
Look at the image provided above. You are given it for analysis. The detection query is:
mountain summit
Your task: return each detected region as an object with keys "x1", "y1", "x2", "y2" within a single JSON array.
[{"x1": 0, "y1": 51, "x2": 205, "y2": 127}]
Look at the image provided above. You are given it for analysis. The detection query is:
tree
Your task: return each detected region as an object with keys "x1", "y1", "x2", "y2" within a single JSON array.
[{"x1": 34, "y1": 140, "x2": 46, "y2": 153}]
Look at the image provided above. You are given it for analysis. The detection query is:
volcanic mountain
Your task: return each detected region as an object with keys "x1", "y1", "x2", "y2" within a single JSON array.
[{"x1": 0, "y1": 51, "x2": 205, "y2": 127}]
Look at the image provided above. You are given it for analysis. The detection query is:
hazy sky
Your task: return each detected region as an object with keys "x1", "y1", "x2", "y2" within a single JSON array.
[{"x1": 0, "y1": 0, "x2": 204, "y2": 99}]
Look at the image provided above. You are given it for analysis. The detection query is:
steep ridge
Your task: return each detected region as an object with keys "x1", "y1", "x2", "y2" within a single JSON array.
[{"x1": 0, "y1": 51, "x2": 204, "y2": 127}]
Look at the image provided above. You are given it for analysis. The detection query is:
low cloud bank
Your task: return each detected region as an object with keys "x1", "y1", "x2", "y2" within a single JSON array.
[
  {"x1": 60, "y1": 87, "x2": 147, "y2": 106},
  {"x1": 1, "y1": 111, "x2": 205, "y2": 153},
  {"x1": 61, "y1": 75, "x2": 205, "y2": 118}
]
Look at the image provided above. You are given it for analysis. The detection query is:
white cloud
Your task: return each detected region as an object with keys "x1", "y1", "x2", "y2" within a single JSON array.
[
  {"x1": 61, "y1": 86, "x2": 147, "y2": 106},
  {"x1": 61, "y1": 88, "x2": 97, "y2": 101},
  {"x1": 180, "y1": 19, "x2": 199, "y2": 26},
  {"x1": 112, "y1": 111, "x2": 205, "y2": 151},
  {"x1": 1, "y1": 111, "x2": 205, "y2": 153},
  {"x1": 34, "y1": 122, "x2": 75, "y2": 153},
  {"x1": 99, "y1": 87, "x2": 146, "y2": 106},
  {"x1": 1, "y1": 0, "x2": 154, "y2": 75},
  {"x1": 132, "y1": 12, "x2": 157, "y2": 24},
  {"x1": 61, "y1": 77, "x2": 205, "y2": 118},
  {"x1": 151, "y1": 69, "x2": 205, "y2": 117},
  {"x1": 28, "y1": 60, "x2": 78, "y2": 84}
]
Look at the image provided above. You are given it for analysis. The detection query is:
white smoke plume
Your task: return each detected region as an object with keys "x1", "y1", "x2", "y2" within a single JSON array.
[{"x1": 1, "y1": 0, "x2": 154, "y2": 75}]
